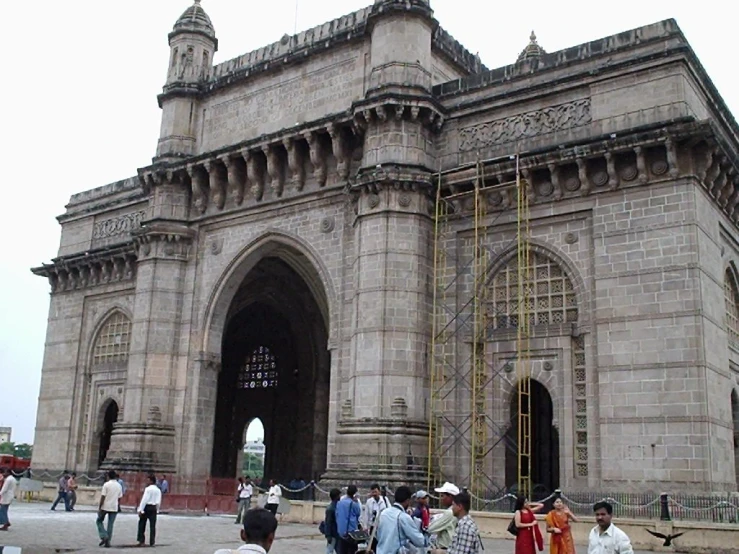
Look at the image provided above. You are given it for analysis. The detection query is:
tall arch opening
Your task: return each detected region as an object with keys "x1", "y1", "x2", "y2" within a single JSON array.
[
  {"x1": 505, "y1": 380, "x2": 559, "y2": 497},
  {"x1": 210, "y1": 256, "x2": 330, "y2": 482},
  {"x1": 732, "y1": 390, "x2": 739, "y2": 491},
  {"x1": 98, "y1": 400, "x2": 119, "y2": 467}
]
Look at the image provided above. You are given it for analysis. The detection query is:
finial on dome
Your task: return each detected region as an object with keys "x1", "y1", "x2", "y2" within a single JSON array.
[
  {"x1": 517, "y1": 30, "x2": 546, "y2": 62},
  {"x1": 194, "y1": 0, "x2": 201, "y2": 4},
  {"x1": 530, "y1": 30, "x2": 537, "y2": 43}
]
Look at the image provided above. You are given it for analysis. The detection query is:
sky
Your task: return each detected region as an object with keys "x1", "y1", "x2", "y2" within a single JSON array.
[{"x1": 1, "y1": 0, "x2": 736, "y2": 446}]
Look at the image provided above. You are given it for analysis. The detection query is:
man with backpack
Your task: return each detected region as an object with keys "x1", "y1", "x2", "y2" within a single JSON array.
[{"x1": 375, "y1": 486, "x2": 427, "y2": 554}]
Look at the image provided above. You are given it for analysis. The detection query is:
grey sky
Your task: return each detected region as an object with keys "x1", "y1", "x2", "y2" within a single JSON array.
[{"x1": 2, "y1": 0, "x2": 735, "y2": 445}]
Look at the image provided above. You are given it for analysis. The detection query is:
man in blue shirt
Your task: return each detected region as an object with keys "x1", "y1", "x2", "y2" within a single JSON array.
[
  {"x1": 335, "y1": 485, "x2": 362, "y2": 554},
  {"x1": 376, "y1": 486, "x2": 427, "y2": 554}
]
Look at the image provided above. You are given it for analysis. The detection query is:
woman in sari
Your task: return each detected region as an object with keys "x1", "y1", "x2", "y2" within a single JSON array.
[
  {"x1": 545, "y1": 498, "x2": 578, "y2": 554},
  {"x1": 514, "y1": 495, "x2": 544, "y2": 554}
]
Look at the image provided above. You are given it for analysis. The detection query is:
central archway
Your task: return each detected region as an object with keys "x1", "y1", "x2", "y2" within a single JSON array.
[{"x1": 210, "y1": 256, "x2": 330, "y2": 482}]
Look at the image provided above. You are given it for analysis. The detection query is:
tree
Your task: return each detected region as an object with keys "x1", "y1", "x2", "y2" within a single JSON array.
[
  {"x1": 242, "y1": 453, "x2": 264, "y2": 478},
  {"x1": 0, "y1": 442, "x2": 33, "y2": 458}
]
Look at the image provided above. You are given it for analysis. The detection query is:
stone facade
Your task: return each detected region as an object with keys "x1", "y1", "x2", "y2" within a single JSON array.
[{"x1": 31, "y1": 0, "x2": 739, "y2": 493}]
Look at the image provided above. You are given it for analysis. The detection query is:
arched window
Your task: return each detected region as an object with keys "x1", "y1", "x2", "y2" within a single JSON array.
[
  {"x1": 238, "y1": 346, "x2": 278, "y2": 389},
  {"x1": 725, "y1": 270, "x2": 739, "y2": 347},
  {"x1": 489, "y1": 252, "x2": 577, "y2": 329},
  {"x1": 92, "y1": 312, "x2": 132, "y2": 365}
]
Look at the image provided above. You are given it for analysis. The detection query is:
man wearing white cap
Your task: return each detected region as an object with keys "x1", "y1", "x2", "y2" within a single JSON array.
[{"x1": 426, "y1": 482, "x2": 460, "y2": 549}]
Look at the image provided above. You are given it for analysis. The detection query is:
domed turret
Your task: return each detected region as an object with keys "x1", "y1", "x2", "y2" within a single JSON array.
[
  {"x1": 517, "y1": 31, "x2": 546, "y2": 62},
  {"x1": 156, "y1": 0, "x2": 218, "y2": 162},
  {"x1": 170, "y1": 0, "x2": 217, "y2": 45}
]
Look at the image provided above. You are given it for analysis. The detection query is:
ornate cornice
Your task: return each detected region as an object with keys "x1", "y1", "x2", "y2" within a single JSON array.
[
  {"x1": 352, "y1": 93, "x2": 445, "y2": 134},
  {"x1": 31, "y1": 244, "x2": 137, "y2": 294},
  {"x1": 438, "y1": 120, "x2": 739, "y2": 226}
]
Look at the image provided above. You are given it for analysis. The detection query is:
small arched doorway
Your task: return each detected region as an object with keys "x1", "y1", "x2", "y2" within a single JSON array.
[
  {"x1": 732, "y1": 390, "x2": 739, "y2": 491},
  {"x1": 98, "y1": 401, "x2": 119, "y2": 467},
  {"x1": 211, "y1": 256, "x2": 330, "y2": 482},
  {"x1": 505, "y1": 380, "x2": 559, "y2": 497},
  {"x1": 239, "y1": 418, "x2": 265, "y2": 482}
]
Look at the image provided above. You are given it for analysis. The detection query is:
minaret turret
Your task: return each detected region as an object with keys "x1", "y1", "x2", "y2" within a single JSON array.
[{"x1": 155, "y1": 0, "x2": 218, "y2": 163}]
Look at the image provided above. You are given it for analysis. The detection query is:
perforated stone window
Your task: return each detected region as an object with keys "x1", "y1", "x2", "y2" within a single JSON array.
[
  {"x1": 724, "y1": 270, "x2": 739, "y2": 347},
  {"x1": 489, "y1": 252, "x2": 577, "y2": 329},
  {"x1": 238, "y1": 346, "x2": 278, "y2": 389},
  {"x1": 572, "y1": 335, "x2": 588, "y2": 477},
  {"x1": 92, "y1": 312, "x2": 131, "y2": 365}
]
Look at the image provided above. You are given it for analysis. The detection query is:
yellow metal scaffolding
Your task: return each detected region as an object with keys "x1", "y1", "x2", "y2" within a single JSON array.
[{"x1": 428, "y1": 154, "x2": 532, "y2": 501}]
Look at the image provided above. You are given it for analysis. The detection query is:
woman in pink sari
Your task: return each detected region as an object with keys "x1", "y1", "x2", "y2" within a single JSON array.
[{"x1": 545, "y1": 498, "x2": 578, "y2": 554}]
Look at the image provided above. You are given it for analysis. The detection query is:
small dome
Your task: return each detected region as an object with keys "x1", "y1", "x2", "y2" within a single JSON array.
[
  {"x1": 517, "y1": 31, "x2": 546, "y2": 62},
  {"x1": 172, "y1": 0, "x2": 216, "y2": 40}
]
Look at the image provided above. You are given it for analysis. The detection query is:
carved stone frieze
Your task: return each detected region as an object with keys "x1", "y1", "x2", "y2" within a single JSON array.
[
  {"x1": 92, "y1": 211, "x2": 146, "y2": 245},
  {"x1": 459, "y1": 98, "x2": 592, "y2": 152}
]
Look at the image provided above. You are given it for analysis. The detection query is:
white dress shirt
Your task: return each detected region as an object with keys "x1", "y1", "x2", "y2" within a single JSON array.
[
  {"x1": 363, "y1": 495, "x2": 390, "y2": 528},
  {"x1": 239, "y1": 483, "x2": 253, "y2": 499},
  {"x1": 0, "y1": 476, "x2": 17, "y2": 505},
  {"x1": 214, "y1": 543, "x2": 267, "y2": 554},
  {"x1": 588, "y1": 524, "x2": 634, "y2": 554},
  {"x1": 138, "y1": 483, "x2": 162, "y2": 513},
  {"x1": 267, "y1": 485, "x2": 281, "y2": 504}
]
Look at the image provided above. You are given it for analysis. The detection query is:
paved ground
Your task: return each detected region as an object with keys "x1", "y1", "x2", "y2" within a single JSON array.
[{"x1": 1, "y1": 503, "x2": 653, "y2": 554}]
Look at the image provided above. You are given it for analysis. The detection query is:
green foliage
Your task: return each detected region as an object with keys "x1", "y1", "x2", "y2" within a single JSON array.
[
  {"x1": 0, "y1": 442, "x2": 33, "y2": 458},
  {"x1": 242, "y1": 453, "x2": 264, "y2": 478}
]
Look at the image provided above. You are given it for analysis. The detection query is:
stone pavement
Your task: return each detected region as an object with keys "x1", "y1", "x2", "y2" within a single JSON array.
[{"x1": 1, "y1": 503, "x2": 653, "y2": 554}]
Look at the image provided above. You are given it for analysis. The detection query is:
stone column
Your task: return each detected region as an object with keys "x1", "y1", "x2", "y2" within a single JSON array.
[{"x1": 102, "y1": 174, "x2": 195, "y2": 473}]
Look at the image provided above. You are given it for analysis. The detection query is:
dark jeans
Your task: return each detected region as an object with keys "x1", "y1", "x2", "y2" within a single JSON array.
[
  {"x1": 337, "y1": 537, "x2": 358, "y2": 554},
  {"x1": 51, "y1": 491, "x2": 70, "y2": 511},
  {"x1": 137, "y1": 505, "x2": 157, "y2": 545},
  {"x1": 236, "y1": 497, "x2": 251, "y2": 523},
  {"x1": 266, "y1": 502, "x2": 278, "y2": 515}
]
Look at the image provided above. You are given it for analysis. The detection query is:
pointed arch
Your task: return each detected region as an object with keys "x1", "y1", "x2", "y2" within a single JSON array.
[
  {"x1": 90, "y1": 309, "x2": 133, "y2": 366},
  {"x1": 487, "y1": 243, "x2": 585, "y2": 330},
  {"x1": 202, "y1": 229, "x2": 336, "y2": 359},
  {"x1": 724, "y1": 265, "x2": 739, "y2": 346}
]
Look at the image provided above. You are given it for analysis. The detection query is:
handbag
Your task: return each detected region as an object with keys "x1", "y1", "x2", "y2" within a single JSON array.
[{"x1": 507, "y1": 516, "x2": 518, "y2": 537}]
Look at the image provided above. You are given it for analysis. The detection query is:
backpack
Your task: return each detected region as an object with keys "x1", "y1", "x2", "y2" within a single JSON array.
[{"x1": 319, "y1": 520, "x2": 327, "y2": 535}]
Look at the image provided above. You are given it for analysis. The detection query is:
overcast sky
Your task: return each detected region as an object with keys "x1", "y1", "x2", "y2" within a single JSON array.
[{"x1": 1, "y1": 1, "x2": 736, "y2": 446}]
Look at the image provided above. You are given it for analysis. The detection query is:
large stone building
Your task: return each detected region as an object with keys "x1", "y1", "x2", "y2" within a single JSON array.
[{"x1": 32, "y1": 0, "x2": 739, "y2": 494}]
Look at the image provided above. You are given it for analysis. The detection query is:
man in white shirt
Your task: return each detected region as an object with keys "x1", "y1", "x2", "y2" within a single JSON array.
[
  {"x1": 137, "y1": 474, "x2": 162, "y2": 547},
  {"x1": 214, "y1": 506, "x2": 278, "y2": 554},
  {"x1": 363, "y1": 484, "x2": 390, "y2": 530},
  {"x1": 266, "y1": 479, "x2": 281, "y2": 516},
  {"x1": 236, "y1": 476, "x2": 254, "y2": 524},
  {"x1": 588, "y1": 501, "x2": 634, "y2": 554},
  {"x1": 0, "y1": 468, "x2": 18, "y2": 531},
  {"x1": 97, "y1": 470, "x2": 123, "y2": 548}
]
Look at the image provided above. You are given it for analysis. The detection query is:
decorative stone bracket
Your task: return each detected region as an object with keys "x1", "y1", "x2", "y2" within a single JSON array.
[
  {"x1": 352, "y1": 98, "x2": 445, "y2": 134},
  {"x1": 132, "y1": 221, "x2": 196, "y2": 262},
  {"x1": 31, "y1": 245, "x2": 137, "y2": 294}
]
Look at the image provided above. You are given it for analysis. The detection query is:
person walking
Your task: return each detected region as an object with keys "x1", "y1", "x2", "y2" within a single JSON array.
[
  {"x1": 587, "y1": 501, "x2": 634, "y2": 554},
  {"x1": 323, "y1": 488, "x2": 341, "y2": 554},
  {"x1": 160, "y1": 475, "x2": 169, "y2": 495},
  {"x1": 137, "y1": 474, "x2": 162, "y2": 547},
  {"x1": 96, "y1": 470, "x2": 123, "y2": 548},
  {"x1": 546, "y1": 498, "x2": 578, "y2": 554},
  {"x1": 67, "y1": 473, "x2": 78, "y2": 511},
  {"x1": 266, "y1": 480, "x2": 281, "y2": 516},
  {"x1": 448, "y1": 492, "x2": 481, "y2": 554},
  {"x1": 513, "y1": 495, "x2": 544, "y2": 554},
  {"x1": 375, "y1": 486, "x2": 426, "y2": 554},
  {"x1": 50, "y1": 472, "x2": 71, "y2": 512},
  {"x1": 335, "y1": 485, "x2": 362, "y2": 554},
  {"x1": 236, "y1": 477, "x2": 253, "y2": 524},
  {"x1": 427, "y1": 482, "x2": 460, "y2": 549},
  {"x1": 214, "y1": 507, "x2": 278, "y2": 554},
  {"x1": 0, "y1": 468, "x2": 17, "y2": 531}
]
